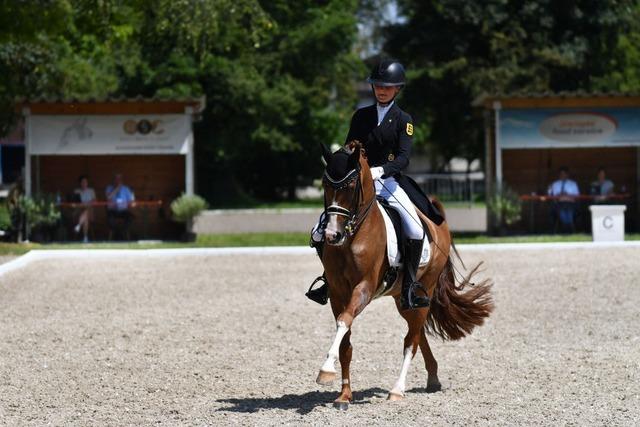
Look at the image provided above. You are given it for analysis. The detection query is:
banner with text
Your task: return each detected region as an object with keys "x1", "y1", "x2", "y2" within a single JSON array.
[
  {"x1": 499, "y1": 108, "x2": 640, "y2": 149},
  {"x1": 29, "y1": 115, "x2": 191, "y2": 155}
]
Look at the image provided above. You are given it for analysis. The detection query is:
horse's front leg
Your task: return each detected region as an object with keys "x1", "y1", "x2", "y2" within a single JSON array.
[{"x1": 316, "y1": 281, "x2": 372, "y2": 408}]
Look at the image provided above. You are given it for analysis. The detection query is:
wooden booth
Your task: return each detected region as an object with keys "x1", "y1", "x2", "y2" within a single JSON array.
[
  {"x1": 20, "y1": 97, "x2": 205, "y2": 240},
  {"x1": 475, "y1": 93, "x2": 640, "y2": 233}
]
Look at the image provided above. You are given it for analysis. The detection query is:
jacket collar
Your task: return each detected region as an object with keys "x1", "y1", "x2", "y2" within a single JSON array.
[{"x1": 376, "y1": 102, "x2": 399, "y2": 128}]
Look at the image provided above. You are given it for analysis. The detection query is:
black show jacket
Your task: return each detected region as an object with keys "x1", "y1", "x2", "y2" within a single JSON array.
[
  {"x1": 344, "y1": 102, "x2": 444, "y2": 226},
  {"x1": 345, "y1": 103, "x2": 413, "y2": 178}
]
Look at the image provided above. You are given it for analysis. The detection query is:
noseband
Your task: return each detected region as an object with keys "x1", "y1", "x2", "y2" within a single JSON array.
[{"x1": 323, "y1": 164, "x2": 375, "y2": 237}]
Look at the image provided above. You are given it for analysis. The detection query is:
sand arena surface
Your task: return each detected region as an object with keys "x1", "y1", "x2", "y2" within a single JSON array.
[{"x1": 0, "y1": 247, "x2": 639, "y2": 425}]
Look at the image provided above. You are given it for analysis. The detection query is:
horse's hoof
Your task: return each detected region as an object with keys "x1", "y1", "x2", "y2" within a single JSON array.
[
  {"x1": 333, "y1": 400, "x2": 349, "y2": 410},
  {"x1": 316, "y1": 370, "x2": 337, "y2": 385},
  {"x1": 387, "y1": 392, "x2": 404, "y2": 401},
  {"x1": 426, "y1": 382, "x2": 442, "y2": 393}
]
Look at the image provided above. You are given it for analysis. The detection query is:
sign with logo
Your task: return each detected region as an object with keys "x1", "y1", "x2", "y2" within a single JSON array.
[
  {"x1": 500, "y1": 108, "x2": 640, "y2": 149},
  {"x1": 29, "y1": 115, "x2": 190, "y2": 155}
]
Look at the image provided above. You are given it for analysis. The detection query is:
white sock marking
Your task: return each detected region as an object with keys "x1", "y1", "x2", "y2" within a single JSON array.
[
  {"x1": 390, "y1": 347, "x2": 413, "y2": 395},
  {"x1": 320, "y1": 321, "x2": 348, "y2": 373}
]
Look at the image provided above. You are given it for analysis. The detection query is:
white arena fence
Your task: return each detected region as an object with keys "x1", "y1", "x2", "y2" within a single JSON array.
[{"x1": 412, "y1": 172, "x2": 485, "y2": 204}]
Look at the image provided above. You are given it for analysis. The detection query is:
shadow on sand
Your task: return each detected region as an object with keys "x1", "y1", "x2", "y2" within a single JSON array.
[{"x1": 216, "y1": 387, "x2": 389, "y2": 415}]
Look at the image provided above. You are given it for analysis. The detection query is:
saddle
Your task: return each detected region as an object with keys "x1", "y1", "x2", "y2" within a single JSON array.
[{"x1": 376, "y1": 197, "x2": 432, "y2": 268}]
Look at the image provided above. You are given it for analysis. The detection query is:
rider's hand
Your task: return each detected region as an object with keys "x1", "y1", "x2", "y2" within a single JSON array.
[{"x1": 370, "y1": 167, "x2": 384, "y2": 181}]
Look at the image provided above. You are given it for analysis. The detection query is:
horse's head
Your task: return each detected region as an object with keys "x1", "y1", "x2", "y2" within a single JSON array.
[{"x1": 321, "y1": 141, "x2": 373, "y2": 246}]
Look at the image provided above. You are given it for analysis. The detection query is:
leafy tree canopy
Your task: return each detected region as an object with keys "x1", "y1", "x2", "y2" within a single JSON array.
[
  {"x1": 0, "y1": 0, "x2": 363, "y2": 203},
  {"x1": 384, "y1": 0, "x2": 638, "y2": 169},
  {"x1": 3, "y1": 0, "x2": 640, "y2": 200}
]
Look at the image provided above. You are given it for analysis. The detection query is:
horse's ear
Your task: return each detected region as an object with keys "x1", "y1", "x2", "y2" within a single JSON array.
[
  {"x1": 348, "y1": 143, "x2": 361, "y2": 167},
  {"x1": 320, "y1": 144, "x2": 332, "y2": 166}
]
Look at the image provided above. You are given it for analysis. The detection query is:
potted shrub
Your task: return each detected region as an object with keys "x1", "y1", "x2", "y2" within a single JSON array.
[
  {"x1": 487, "y1": 186, "x2": 522, "y2": 235},
  {"x1": 17, "y1": 194, "x2": 61, "y2": 242},
  {"x1": 170, "y1": 194, "x2": 208, "y2": 242}
]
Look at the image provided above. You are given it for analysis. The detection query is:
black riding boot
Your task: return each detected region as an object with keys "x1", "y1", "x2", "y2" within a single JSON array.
[
  {"x1": 306, "y1": 240, "x2": 329, "y2": 305},
  {"x1": 400, "y1": 239, "x2": 430, "y2": 310}
]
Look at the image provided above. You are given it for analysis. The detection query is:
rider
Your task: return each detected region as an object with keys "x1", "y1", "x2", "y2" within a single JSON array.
[{"x1": 306, "y1": 59, "x2": 433, "y2": 311}]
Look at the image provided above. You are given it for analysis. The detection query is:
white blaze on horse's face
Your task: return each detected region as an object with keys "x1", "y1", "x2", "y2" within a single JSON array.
[
  {"x1": 322, "y1": 145, "x2": 362, "y2": 246},
  {"x1": 324, "y1": 186, "x2": 355, "y2": 246},
  {"x1": 324, "y1": 193, "x2": 347, "y2": 246}
]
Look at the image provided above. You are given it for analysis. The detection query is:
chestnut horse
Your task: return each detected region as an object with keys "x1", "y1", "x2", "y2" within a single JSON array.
[{"x1": 316, "y1": 142, "x2": 493, "y2": 409}]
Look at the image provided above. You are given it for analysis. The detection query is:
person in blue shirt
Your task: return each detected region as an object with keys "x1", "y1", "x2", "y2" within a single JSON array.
[
  {"x1": 105, "y1": 173, "x2": 135, "y2": 239},
  {"x1": 547, "y1": 166, "x2": 580, "y2": 232}
]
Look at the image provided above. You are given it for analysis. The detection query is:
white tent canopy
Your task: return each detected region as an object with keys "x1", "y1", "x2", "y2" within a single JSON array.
[{"x1": 21, "y1": 97, "x2": 204, "y2": 196}]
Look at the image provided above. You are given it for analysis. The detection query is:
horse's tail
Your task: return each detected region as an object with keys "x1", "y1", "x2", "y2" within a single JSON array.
[{"x1": 426, "y1": 256, "x2": 494, "y2": 341}]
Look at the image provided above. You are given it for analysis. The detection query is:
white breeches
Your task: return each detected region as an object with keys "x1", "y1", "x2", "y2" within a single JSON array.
[{"x1": 375, "y1": 177, "x2": 423, "y2": 240}]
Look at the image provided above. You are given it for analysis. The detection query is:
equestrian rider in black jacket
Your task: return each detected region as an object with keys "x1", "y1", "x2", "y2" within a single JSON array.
[{"x1": 307, "y1": 60, "x2": 434, "y2": 311}]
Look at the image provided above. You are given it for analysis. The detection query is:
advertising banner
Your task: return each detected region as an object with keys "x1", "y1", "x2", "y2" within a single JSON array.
[
  {"x1": 500, "y1": 108, "x2": 640, "y2": 149},
  {"x1": 29, "y1": 115, "x2": 190, "y2": 155}
]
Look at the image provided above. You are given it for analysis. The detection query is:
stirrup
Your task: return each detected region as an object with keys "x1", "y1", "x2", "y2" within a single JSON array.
[
  {"x1": 401, "y1": 282, "x2": 430, "y2": 310},
  {"x1": 306, "y1": 276, "x2": 329, "y2": 305}
]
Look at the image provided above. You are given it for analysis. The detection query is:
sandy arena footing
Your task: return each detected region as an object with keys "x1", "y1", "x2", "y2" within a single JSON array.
[{"x1": 0, "y1": 246, "x2": 638, "y2": 425}]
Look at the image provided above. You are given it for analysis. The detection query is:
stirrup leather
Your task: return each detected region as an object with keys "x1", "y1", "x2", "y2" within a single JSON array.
[{"x1": 306, "y1": 275, "x2": 329, "y2": 305}]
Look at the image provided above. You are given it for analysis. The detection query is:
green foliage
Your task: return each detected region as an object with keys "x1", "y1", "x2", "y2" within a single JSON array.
[
  {"x1": 0, "y1": 202, "x2": 10, "y2": 231},
  {"x1": 5, "y1": 0, "x2": 640, "y2": 206},
  {"x1": 592, "y1": 4, "x2": 640, "y2": 92},
  {"x1": 384, "y1": 0, "x2": 637, "y2": 169},
  {"x1": 16, "y1": 194, "x2": 61, "y2": 239},
  {"x1": 0, "y1": 0, "x2": 362, "y2": 204},
  {"x1": 170, "y1": 194, "x2": 208, "y2": 223},
  {"x1": 487, "y1": 186, "x2": 522, "y2": 229}
]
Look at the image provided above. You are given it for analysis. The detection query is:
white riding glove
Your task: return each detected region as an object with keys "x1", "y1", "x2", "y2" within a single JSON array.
[{"x1": 370, "y1": 167, "x2": 384, "y2": 181}]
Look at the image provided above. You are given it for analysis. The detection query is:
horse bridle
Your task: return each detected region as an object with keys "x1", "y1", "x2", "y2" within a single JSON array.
[{"x1": 322, "y1": 163, "x2": 376, "y2": 237}]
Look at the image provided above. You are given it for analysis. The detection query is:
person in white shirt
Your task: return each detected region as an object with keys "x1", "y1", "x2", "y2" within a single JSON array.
[
  {"x1": 547, "y1": 166, "x2": 579, "y2": 232},
  {"x1": 590, "y1": 167, "x2": 614, "y2": 199},
  {"x1": 73, "y1": 175, "x2": 96, "y2": 243}
]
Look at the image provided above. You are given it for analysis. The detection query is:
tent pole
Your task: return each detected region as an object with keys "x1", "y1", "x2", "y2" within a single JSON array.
[
  {"x1": 23, "y1": 107, "x2": 31, "y2": 197},
  {"x1": 185, "y1": 107, "x2": 194, "y2": 196}
]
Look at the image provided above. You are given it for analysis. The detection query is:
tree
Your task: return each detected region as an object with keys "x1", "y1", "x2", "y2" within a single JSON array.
[
  {"x1": 383, "y1": 0, "x2": 637, "y2": 170},
  {"x1": 0, "y1": 0, "x2": 363, "y2": 204}
]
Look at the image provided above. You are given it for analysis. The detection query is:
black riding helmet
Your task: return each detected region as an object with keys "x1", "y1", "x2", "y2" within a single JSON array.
[{"x1": 367, "y1": 60, "x2": 406, "y2": 87}]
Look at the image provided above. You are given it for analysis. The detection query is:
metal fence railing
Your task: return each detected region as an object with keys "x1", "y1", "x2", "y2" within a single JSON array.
[{"x1": 411, "y1": 173, "x2": 485, "y2": 204}]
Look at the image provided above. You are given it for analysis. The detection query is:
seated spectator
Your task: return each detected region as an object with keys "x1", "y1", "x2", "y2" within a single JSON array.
[
  {"x1": 547, "y1": 166, "x2": 580, "y2": 233},
  {"x1": 105, "y1": 173, "x2": 135, "y2": 240},
  {"x1": 590, "y1": 167, "x2": 614, "y2": 199},
  {"x1": 73, "y1": 175, "x2": 96, "y2": 243}
]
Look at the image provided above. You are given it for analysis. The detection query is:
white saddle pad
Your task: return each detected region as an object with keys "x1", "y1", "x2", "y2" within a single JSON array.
[{"x1": 377, "y1": 201, "x2": 431, "y2": 268}]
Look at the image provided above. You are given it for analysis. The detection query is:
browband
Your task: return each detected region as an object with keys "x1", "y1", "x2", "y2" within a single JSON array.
[{"x1": 323, "y1": 167, "x2": 359, "y2": 190}]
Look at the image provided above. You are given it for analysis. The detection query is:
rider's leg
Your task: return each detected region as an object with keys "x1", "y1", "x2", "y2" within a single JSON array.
[
  {"x1": 306, "y1": 214, "x2": 329, "y2": 305},
  {"x1": 378, "y1": 178, "x2": 429, "y2": 310}
]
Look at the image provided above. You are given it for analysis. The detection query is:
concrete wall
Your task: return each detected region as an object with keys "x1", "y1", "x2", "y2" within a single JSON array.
[{"x1": 193, "y1": 206, "x2": 487, "y2": 234}]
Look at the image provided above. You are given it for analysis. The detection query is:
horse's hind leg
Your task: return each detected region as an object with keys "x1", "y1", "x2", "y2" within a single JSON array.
[
  {"x1": 419, "y1": 326, "x2": 441, "y2": 392},
  {"x1": 388, "y1": 300, "x2": 428, "y2": 401}
]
